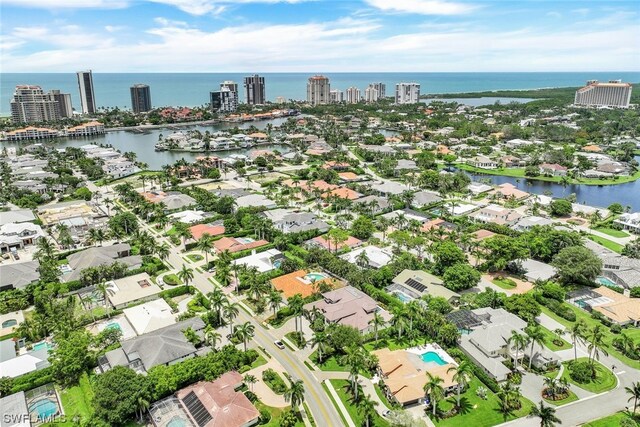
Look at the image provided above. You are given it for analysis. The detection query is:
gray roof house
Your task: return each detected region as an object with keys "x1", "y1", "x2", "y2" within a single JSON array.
[
  {"x1": 519, "y1": 258, "x2": 557, "y2": 282},
  {"x1": 0, "y1": 209, "x2": 36, "y2": 226},
  {"x1": 511, "y1": 216, "x2": 554, "y2": 232},
  {"x1": 457, "y1": 308, "x2": 560, "y2": 382},
  {"x1": 601, "y1": 255, "x2": 640, "y2": 289},
  {"x1": 352, "y1": 195, "x2": 391, "y2": 213},
  {"x1": 162, "y1": 192, "x2": 197, "y2": 211},
  {"x1": 273, "y1": 213, "x2": 330, "y2": 234},
  {"x1": 411, "y1": 191, "x2": 442, "y2": 208},
  {"x1": 0, "y1": 260, "x2": 40, "y2": 291},
  {"x1": 388, "y1": 269, "x2": 460, "y2": 303},
  {"x1": 369, "y1": 181, "x2": 411, "y2": 196},
  {"x1": 98, "y1": 317, "x2": 206, "y2": 373},
  {"x1": 0, "y1": 392, "x2": 29, "y2": 427},
  {"x1": 64, "y1": 243, "x2": 142, "y2": 282}
]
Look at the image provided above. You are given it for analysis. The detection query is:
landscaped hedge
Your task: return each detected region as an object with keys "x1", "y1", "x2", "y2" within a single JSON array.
[
  {"x1": 447, "y1": 348, "x2": 500, "y2": 393},
  {"x1": 535, "y1": 294, "x2": 576, "y2": 322},
  {"x1": 230, "y1": 243, "x2": 276, "y2": 260},
  {"x1": 11, "y1": 367, "x2": 54, "y2": 394},
  {"x1": 159, "y1": 285, "x2": 194, "y2": 298}
]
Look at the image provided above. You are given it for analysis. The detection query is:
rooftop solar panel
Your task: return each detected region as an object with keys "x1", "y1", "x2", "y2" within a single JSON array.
[
  {"x1": 405, "y1": 278, "x2": 427, "y2": 293},
  {"x1": 182, "y1": 391, "x2": 212, "y2": 427}
]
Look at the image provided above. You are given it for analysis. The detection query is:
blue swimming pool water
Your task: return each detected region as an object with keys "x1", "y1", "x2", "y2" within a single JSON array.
[
  {"x1": 167, "y1": 416, "x2": 188, "y2": 427},
  {"x1": 1, "y1": 319, "x2": 17, "y2": 328},
  {"x1": 32, "y1": 342, "x2": 52, "y2": 352},
  {"x1": 596, "y1": 276, "x2": 617, "y2": 288},
  {"x1": 394, "y1": 292, "x2": 413, "y2": 303},
  {"x1": 106, "y1": 322, "x2": 122, "y2": 331},
  {"x1": 29, "y1": 398, "x2": 57, "y2": 420},
  {"x1": 421, "y1": 351, "x2": 448, "y2": 365},
  {"x1": 304, "y1": 272, "x2": 327, "y2": 282}
]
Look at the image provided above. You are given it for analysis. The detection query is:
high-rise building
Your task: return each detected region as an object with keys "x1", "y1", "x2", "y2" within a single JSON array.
[
  {"x1": 130, "y1": 84, "x2": 152, "y2": 113},
  {"x1": 210, "y1": 81, "x2": 239, "y2": 113},
  {"x1": 307, "y1": 75, "x2": 330, "y2": 106},
  {"x1": 574, "y1": 80, "x2": 632, "y2": 108},
  {"x1": 48, "y1": 89, "x2": 73, "y2": 118},
  {"x1": 10, "y1": 85, "x2": 60, "y2": 123},
  {"x1": 395, "y1": 82, "x2": 420, "y2": 104},
  {"x1": 244, "y1": 74, "x2": 266, "y2": 105},
  {"x1": 371, "y1": 83, "x2": 386, "y2": 99},
  {"x1": 364, "y1": 86, "x2": 379, "y2": 103},
  {"x1": 330, "y1": 89, "x2": 344, "y2": 103},
  {"x1": 346, "y1": 87, "x2": 361, "y2": 104},
  {"x1": 76, "y1": 70, "x2": 96, "y2": 114}
]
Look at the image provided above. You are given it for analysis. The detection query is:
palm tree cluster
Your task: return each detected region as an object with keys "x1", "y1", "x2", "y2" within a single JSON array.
[
  {"x1": 529, "y1": 400, "x2": 561, "y2": 427},
  {"x1": 389, "y1": 300, "x2": 460, "y2": 348},
  {"x1": 497, "y1": 381, "x2": 524, "y2": 418},
  {"x1": 542, "y1": 377, "x2": 571, "y2": 401}
]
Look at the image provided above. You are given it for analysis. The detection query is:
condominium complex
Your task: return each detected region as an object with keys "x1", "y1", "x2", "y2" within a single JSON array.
[
  {"x1": 76, "y1": 70, "x2": 96, "y2": 114},
  {"x1": 370, "y1": 83, "x2": 386, "y2": 99},
  {"x1": 365, "y1": 83, "x2": 386, "y2": 103},
  {"x1": 330, "y1": 89, "x2": 344, "y2": 103},
  {"x1": 244, "y1": 74, "x2": 266, "y2": 105},
  {"x1": 10, "y1": 85, "x2": 62, "y2": 123},
  {"x1": 210, "y1": 81, "x2": 239, "y2": 113},
  {"x1": 307, "y1": 75, "x2": 330, "y2": 106},
  {"x1": 346, "y1": 87, "x2": 361, "y2": 104},
  {"x1": 49, "y1": 90, "x2": 73, "y2": 118},
  {"x1": 395, "y1": 82, "x2": 420, "y2": 104},
  {"x1": 130, "y1": 84, "x2": 152, "y2": 113},
  {"x1": 574, "y1": 80, "x2": 633, "y2": 108}
]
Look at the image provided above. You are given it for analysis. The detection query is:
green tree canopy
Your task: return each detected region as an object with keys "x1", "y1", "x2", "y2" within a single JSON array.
[{"x1": 552, "y1": 246, "x2": 602, "y2": 286}]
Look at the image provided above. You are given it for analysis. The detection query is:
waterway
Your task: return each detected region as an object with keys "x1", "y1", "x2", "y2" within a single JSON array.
[{"x1": 462, "y1": 161, "x2": 640, "y2": 211}]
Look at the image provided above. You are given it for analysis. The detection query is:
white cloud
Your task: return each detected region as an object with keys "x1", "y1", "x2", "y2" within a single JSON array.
[
  {"x1": 105, "y1": 25, "x2": 126, "y2": 33},
  {"x1": 364, "y1": 0, "x2": 478, "y2": 15},
  {"x1": 1, "y1": 0, "x2": 128, "y2": 8},
  {"x1": 147, "y1": 0, "x2": 310, "y2": 16},
  {"x1": 546, "y1": 11, "x2": 561, "y2": 19}
]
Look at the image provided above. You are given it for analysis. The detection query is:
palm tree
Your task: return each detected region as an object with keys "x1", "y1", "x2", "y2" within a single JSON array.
[
  {"x1": 625, "y1": 381, "x2": 640, "y2": 414},
  {"x1": 208, "y1": 289, "x2": 227, "y2": 325},
  {"x1": 268, "y1": 290, "x2": 283, "y2": 317},
  {"x1": 235, "y1": 321, "x2": 255, "y2": 351},
  {"x1": 244, "y1": 374, "x2": 257, "y2": 392},
  {"x1": 288, "y1": 294, "x2": 305, "y2": 335},
  {"x1": 341, "y1": 346, "x2": 365, "y2": 401},
  {"x1": 543, "y1": 377, "x2": 558, "y2": 401},
  {"x1": 568, "y1": 319, "x2": 587, "y2": 361},
  {"x1": 311, "y1": 330, "x2": 329, "y2": 364},
  {"x1": 369, "y1": 312, "x2": 385, "y2": 342},
  {"x1": 529, "y1": 400, "x2": 561, "y2": 427},
  {"x1": 507, "y1": 331, "x2": 529, "y2": 371},
  {"x1": 358, "y1": 394, "x2": 378, "y2": 427},
  {"x1": 224, "y1": 301, "x2": 239, "y2": 335},
  {"x1": 177, "y1": 264, "x2": 194, "y2": 287},
  {"x1": 284, "y1": 375, "x2": 306, "y2": 408},
  {"x1": 587, "y1": 324, "x2": 608, "y2": 367},
  {"x1": 526, "y1": 325, "x2": 546, "y2": 370},
  {"x1": 136, "y1": 396, "x2": 150, "y2": 423},
  {"x1": 155, "y1": 243, "x2": 171, "y2": 262},
  {"x1": 424, "y1": 372, "x2": 445, "y2": 416},
  {"x1": 355, "y1": 250, "x2": 370, "y2": 268},
  {"x1": 196, "y1": 233, "x2": 213, "y2": 265},
  {"x1": 96, "y1": 281, "x2": 115, "y2": 318},
  {"x1": 203, "y1": 326, "x2": 221, "y2": 350},
  {"x1": 447, "y1": 361, "x2": 473, "y2": 408}
]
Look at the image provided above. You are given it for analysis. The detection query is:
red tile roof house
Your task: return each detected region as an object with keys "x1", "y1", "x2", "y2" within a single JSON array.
[
  {"x1": 214, "y1": 237, "x2": 269, "y2": 254},
  {"x1": 168, "y1": 371, "x2": 260, "y2": 427},
  {"x1": 189, "y1": 224, "x2": 226, "y2": 240},
  {"x1": 309, "y1": 235, "x2": 363, "y2": 251},
  {"x1": 539, "y1": 163, "x2": 568, "y2": 177}
]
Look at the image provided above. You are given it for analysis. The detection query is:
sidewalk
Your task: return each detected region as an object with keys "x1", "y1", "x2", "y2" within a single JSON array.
[{"x1": 323, "y1": 379, "x2": 356, "y2": 427}]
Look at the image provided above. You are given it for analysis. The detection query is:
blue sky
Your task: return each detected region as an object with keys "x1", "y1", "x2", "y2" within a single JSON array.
[{"x1": 1, "y1": 0, "x2": 639, "y2": 72}]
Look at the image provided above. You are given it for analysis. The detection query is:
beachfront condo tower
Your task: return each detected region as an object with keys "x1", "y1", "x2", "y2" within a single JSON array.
[
  {"x1": 307, "y1": 75, "x2": 330, "y2": 106},
  {"x1": 76, "y1": 70, "x2": 96, "y2": 114},
  {"x1": 574, "y1": 80, "x2": 632, "y2": 108},
  {"x1": 10, "y1": 85, "x2": 60, "y2": 123},
  {"x1": 395, "y1": 82, "x2": 420, "y2": 104},
  {"x1": 130, "y1": 84, "x2": 152, "y2": 113},
  {"x1": 244, "y1": 74, "x2": 266, "y2": 105}
]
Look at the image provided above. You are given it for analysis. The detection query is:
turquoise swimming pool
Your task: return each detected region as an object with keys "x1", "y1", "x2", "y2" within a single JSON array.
[
  {"x1": 421, "y1": 351, "x2": 447, "y2": 365},
  {"x1": 596, "y1": 276, "x2": 617, "y2": 288},
  {"x1": 167, "y1": 416, "x2": 188, "y2": 427},
  {"x1": 394, "y1": 292, "x2": 413, "y2": 303},
  {"x1": 1, "y1": 319, "x2": 17, "y2": 328},
  {"x1": 106, "y1": 322, "x2": 122, "y2": 331},
  {"x1": 32, "y1": 342, "x2": 52, "y2": 352},
  {"x1": 304, "y1": 272, "x2": 327, "y2": 282},
  {"x1": 29, "y1": 398, "x2": 57, "y2": 420}
]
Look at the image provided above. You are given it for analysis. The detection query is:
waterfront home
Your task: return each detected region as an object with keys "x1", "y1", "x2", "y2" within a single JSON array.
[
  {"x1": 98, "y1": 318, "x2": 205, "y2": 373},
  {"x1": 303, "y1": 286, "x2": 391, "y2": 334},
  {"x1": 468, "y1": 182, "x2": 493, "y2": 195},
  {"x1": 1, "y1": 126, "x2": 61, "y2": 141},
  {"x1": 149, "y1": 371, "x2": 259, "y2": 427},
  {"x1": 501, "y1": 155, "x2": 524, "y2": 167},
  {"x1": 454, "y1": 308, "x2": 559, "y2": 381},
  {"x1": 470, "y1": 204, "x2": 522, "y2": 226},
  {"x1": 0, "y1": 261, "x2": 40, "y2": 291},
  {"x1": 372, "y1": 347, "x2": 458, "y2": 407},
  {"x1": 467, "y1": 155, "x2": 498, "y2": 169},
  {"x1": 539, "y1": 163, "x2": 568, "y2": 176},
  {"x1": 597, "y1": 161, "x2": 627, "y2": 174},
  {"x1": 614, "y1": 212, "x2": 640, "y2": 234},
  {"x1": 105, "y1": 273, "x2": 162, "y2": 310},
  {"x1": 66, "y1": 121, "x2": 105, "y2": 137},
  {"x1": 341, "y1": 246, "x2": 393, "y2": 268},
  {"x1": 388, "y1": 269, "x2": 460, "y2": 303},
  {"x1": 490, "y1": 183, "x2": 530, "y2": 200}
]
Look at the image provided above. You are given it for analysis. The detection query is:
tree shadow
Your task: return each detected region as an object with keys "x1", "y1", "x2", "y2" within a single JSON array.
[{"x1": 457, "y1": 396, "x2": 473, "y2": 415}]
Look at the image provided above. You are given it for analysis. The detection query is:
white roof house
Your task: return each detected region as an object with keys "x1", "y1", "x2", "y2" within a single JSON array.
[
  {"x1": 168, "y1": 210, "x2": 208, "y2": 224},
  {"x1": 235, "y1": 194, "x2": 277, "y2": 209},
  {"x1": 341, "y1": 246, "x2": 393, "y2": 268},
  {"x1": 0, "y1": 349, "x2": 49, "y2": 378},
  {"x1": 123, "y1": 299, "x2": 176, "y2": 336},
  {"x1": 233, "y1": 249, "x2": 283, "y2": 273},
  {"x1": 106, "y1": 273, "x2": 163, "y2": 309}
]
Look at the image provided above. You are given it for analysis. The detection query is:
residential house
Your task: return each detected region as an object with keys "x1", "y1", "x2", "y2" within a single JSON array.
[
  {"x1": 387, "y1": 269, "x2": 460, "y2": 303},
  {"x1": 341, "y1": 246, "x2": 393, "y2": 268},
  {"x1": 270, "y1": 270, "x2": 341, "y2": 299},
  {"x1": 307, "y1": 235, "x2": 363, "y2": 252},
  {"x1": 213, "y1": 237, "x2": 269, "y2": 254},
  {"x1": 467, "y1": 182, "x2": 493, "y2": 195},
  {"x1": 539, "y1": 163, "x2": 568, "y2": 176},
  {"x1": 0, "y1": 261, "x2": 40, "y2": 291},
  {"x1": 352, "y1": 195, "x2": 390, "y2": 214},
  {"x1": 614, "y1": 212, "x2": 640, "y2": 234},
  {"x1": 0, "y1": 223, "x2": 44, "y2": 253},
  {"x1": 189, "y1": 223, "x2": 225, "y2": 240},
  {"x1": 0, "y1": 346, "x2": 50, "y2": 378},
  {"x1": 467, "y1": 155, "x2": 498, "y2": 169},
  {"x1": 123, "y1": 299, "x2": 177, "y2": 336},
  {"x1": 601, "y1": 255, "x2": 640, "y2": 289},
  {"x1": 519, "y1": 259, "x2": 557, "y2": 282},
  {"x1": 0, "y1": 209, "x2": 36, "y2": 225},
  {"x1": 411, "y1": 191, "x2": 442, "y2": 208},
  {"x1": 470, "y1": 204, "x2": 522, "y2": 226},
  {"x1": 394, "y1": 159, "x2": 419, "y2": 176},
  {"x1": 490, "y1": 183, "x2": 530, "y2": 200},
  {"x1": 512, "y1": 216, "x2": 553, "y2": 232},
  {"x1": 304, "y1": 286, "x2": 391, "y2": 334},
  {"x1": 63, "y1": 243, "x2": 142, "y2": 283},
  {"x1": 0, "y1": 392, "x2": 29, "y2": 427},
  {"x1": 368, "y1": 181, "x2": 411, "y2": 196},
  {"x1": 233, "y1": 249, "x2": 284, "y2": 273},
  {"x1": 105, "y1": 273, "x2": 163, "y2": 309},
  {"x1": 98, "y1": 317, "x2": 205, "y2": 373},
  {"x1": 272, "y1": 212, "x2": 329, "y2": 234},
  {"x1": 235, "y1": 194, "x2": 277, "y2": 210}
]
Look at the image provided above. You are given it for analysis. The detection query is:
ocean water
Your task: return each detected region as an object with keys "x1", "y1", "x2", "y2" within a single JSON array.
[{"x1": 2, "y1": 72, "x2": 639, "y2": 115}]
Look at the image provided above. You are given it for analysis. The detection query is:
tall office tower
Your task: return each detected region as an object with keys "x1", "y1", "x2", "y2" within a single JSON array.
[
  {"x1": 244, "y1": 74, "x2": 266, "y2": 105},
  {"x1": 130, "y1": 84, "x2": 152, "y2": 113},
  {"x1": 330, "y1": 89, "x2": 344, "y2": 103},
  {"x1": 10, "y1": 85, "x2": 60, "y2": 123},
  {"x1": 345, "y1": 87, "x2": 361, "y2": 104},
  {"x1": 76, "y1": 70, "x2": 96, "y2": 114},
  {"x1": 307, "y1": 75, "x2": 330, "y2": 106},
  {"x1": 371, "y1": 82, "x2": 386, "y2": 99},
  {"x1": 364, "y1": 85, "x2": 379, "y2": 103},
  {"x1": 395, "y1": 82, "x2": 420, "y2": 104},
  {"x1": 574, "y1": 80, "x2": 633, "y2": 108},
  {"x1": 48, "y1": 90, "x2": 73, "y2": 118}
]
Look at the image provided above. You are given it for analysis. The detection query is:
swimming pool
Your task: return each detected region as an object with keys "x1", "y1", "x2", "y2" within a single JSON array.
[
  {"x1": 106, "y1": 322, "x2": 122, "y2": 332},
  {"x1": 1, "y1": 319, "x2": 17, "y2": 328},
  {"x1": 167, "y1": 416, "x2": 188, "y2": 427},
  {"x1": 596, "y1": 276, "x2": 617, "y2": 288},
  {"x1": 304, "y1": 272, "x2": 327, "y2": 282},
  {"x1": 32, "y1": 341, "x2": 52, "y2": 352},
  {"x1": 235, "y1": 237, "x2": 255, "y2": 244},
  {"x1": 29, "y1": 398, "x2": 58, "y2": 420},
  {"x1": 421, "y1": 351, "x2": 448, "y2": 365},
  {"x1": 394, "y1": 292, "x2": 413, "y2": 303}
]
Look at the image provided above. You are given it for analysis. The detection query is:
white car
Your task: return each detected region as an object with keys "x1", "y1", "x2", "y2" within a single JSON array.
[{"x1": 274, "y1": 340, "x2": 285, "y2": 350}]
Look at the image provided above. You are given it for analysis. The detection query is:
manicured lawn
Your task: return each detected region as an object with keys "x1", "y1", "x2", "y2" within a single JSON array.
[
  {"x1": 434, "y1": 377, "x2": 534, "y2": 427},
  {"x1": 542, "y1": 390, "x2": 578, "y2": 406},
  {"x1": 587, "y1": 235, "x2": 624, "y2": 253},
  {"x1": 44, "y1": 373, "x2": 94, "y2": 426},
  {"x1": 162, "y1": 273, "x2": 182, "y2": 285},
  {"x1": 561, "y1": 358, "x2": 617, "y2": 394},
  {"x1": 585, "y1": 412, "x2": 639, "y2": 427},
  {"x1": 492, "y1": 277, "x2": 517, "y2": 290},
  {"x1": 186, "y1": 254, "x2": 204, "y2": 262},
  {"x1": 363, "y1": 337, "x2": 421, "y2": 352},
  {"x1": 540, "y1": 306, "x2": 640, "y2": 370},
  {"x1": 537, "y1": 324, "x2": 572, "y2": 351},
  {"x1": 311, "y1": 352, "x2": 349, "y2": 372},
  {"x1": 251, "y1": 355, "x2": 268, "y2": 369},
  {"x1": 330, "y1": 379, "x2": 390, "y2": 427},
  {"x1": 255, "y1": 402, "x2": 304, "y2": 427},
  {"x1": 593, "y1": 227, "x2": 629, "y2": 238}
]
